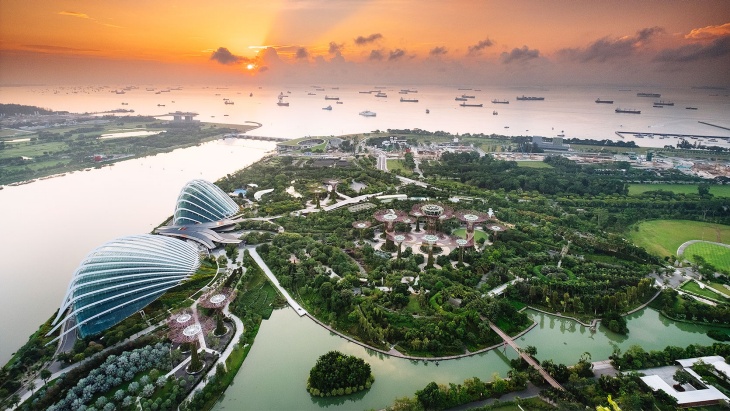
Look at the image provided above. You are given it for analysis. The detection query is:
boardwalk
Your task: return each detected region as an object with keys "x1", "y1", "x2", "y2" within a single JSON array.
[
  {"x1": 247, "y1": 248, "x2": 307, "y2": 317},
  {"x1": 488, "y1": 322, "x2": 565, "y2": 391}
]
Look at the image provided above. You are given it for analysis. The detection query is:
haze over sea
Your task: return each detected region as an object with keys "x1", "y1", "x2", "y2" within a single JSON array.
[{"x1": 3, "y1": 84, "x2": 730, "y2": 146}]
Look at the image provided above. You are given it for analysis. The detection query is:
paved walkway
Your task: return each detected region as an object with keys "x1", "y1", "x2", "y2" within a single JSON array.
[
  {"x1": 321, "y1": 192, "x2": 383, "y2": 212},
  {"x1": 247, "y1": 248, "x2": 307, "y2": 317}
]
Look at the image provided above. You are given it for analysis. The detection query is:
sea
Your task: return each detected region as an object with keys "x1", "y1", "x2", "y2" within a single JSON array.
[{"x1": 2, "y1": 84, "x2": 730, "y2": 146}]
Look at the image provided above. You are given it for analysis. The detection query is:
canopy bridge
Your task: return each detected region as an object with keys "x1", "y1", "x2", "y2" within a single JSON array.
[{"x1": 488, "y1": 321, "x2": 565, "y2": 391}]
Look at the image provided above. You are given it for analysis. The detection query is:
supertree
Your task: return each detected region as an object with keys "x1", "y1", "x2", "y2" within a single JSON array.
[
  {"x1": 324, "y1": 179, "x2": 340, "y2": 201},
  {"x1": 352, "y1": 220, "x2": 372, "y2": 244},
  {"x1": 454, "y1": 237, "x2": 474, "y2": 264},
  {"x1": 198, "y1": 288, "x2": 235, "y2": 337},
  {"x1": 421, "y1": 233, "x2": 439, "y2": 268},
  {"x1": 167, "y1": 310, "x2": 195, "y2": 331},
  {"x1": 387, "y1": 232, "x2": 413, "y2": 259},
  {"x1": 167, "y1": 317, "x2": 214, "y2": 374},
  {"x1": 374, "y1": 209, "x2": 406, "y2": 251},
  {"x1": 411, "y1": 203, "x2": 453, "y2": 234},
  {"x1": 485, "y1": 222, "x2": 508, "y2": 242},
  {"x1": 455, "y1": 210, "x2": 490, "y2": 238},
  {"x1": 307, "y1": 183, "x2": 326, "y2": 208}
]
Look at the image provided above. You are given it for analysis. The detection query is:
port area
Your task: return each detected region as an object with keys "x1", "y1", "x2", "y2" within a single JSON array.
[{"x1": 615, "y1": 131, "x2": 730, "y2": 140}]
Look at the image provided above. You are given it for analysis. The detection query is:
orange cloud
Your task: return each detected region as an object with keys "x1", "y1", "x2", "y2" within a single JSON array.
[
  {"x1": 685, "y1": 22, "x2": 730, "y2": 40},
  {"x1": 58, "y1": 11, "x2": 90, "y2": 19}
]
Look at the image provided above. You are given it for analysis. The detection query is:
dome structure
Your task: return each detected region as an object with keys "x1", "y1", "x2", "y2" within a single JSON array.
[
  {"x1": 49, "y1": 235, "x2": 200, "y2": 341},
  {"x1": 173, "y1": 179, "x2": 239, "y2": 226}
]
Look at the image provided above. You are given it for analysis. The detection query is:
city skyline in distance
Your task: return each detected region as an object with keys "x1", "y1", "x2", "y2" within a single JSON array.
[{"x1": 0, "y1": 0, "x2": 729, "y2": 86}]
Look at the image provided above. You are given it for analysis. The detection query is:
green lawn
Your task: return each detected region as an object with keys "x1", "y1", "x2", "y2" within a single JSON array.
[
  {"x1": 386, "y1": 159, "x2": 408, "y2": 172},
  {"x1": 682, "y1": 242, "x2": 730, "y2": 272},
  {"x1": 628, "y1": 183, "x2": 730, "y2": 197},
  {"x1": 680, "y1": 280, "x2": 727, "y2": 301},
  {"x1": 628, "y1": 220, "x2": 730, "y2": 257},
  {"x1": 452, "y1": 228, "x2": 489, "y2": 242},
  {"x1": 515, "y1": 161, "x2": 553, "y2": 169}
]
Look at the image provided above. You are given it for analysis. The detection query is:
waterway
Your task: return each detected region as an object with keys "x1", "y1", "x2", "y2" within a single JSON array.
[
  {"x1": 215, "y1": 306, "x2": 722, "y2": 411},
  {"x1": 0, "y1": 138, "x2": 275, "y2": 364}
]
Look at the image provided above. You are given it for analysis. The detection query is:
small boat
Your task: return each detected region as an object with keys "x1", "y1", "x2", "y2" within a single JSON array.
[
  {"x1": 336, "y1": 101, "x2": 343, "y2": 104},
  {"x1": 324, "y1": 95, "x2": 340, "y2": 100},
  {"x1": 653, "y1": 105, "x2": 664, "y2": 108},
  {"x1": 359, "y1": 110, "x2": 376, "y2": 117},
  {"x1": 491, "y1": 99, "x2": 509, "y2": 104},
  {"x1": 308, "y1": 92, "x2": 316, "y2": 95},
  {"x1": 224, "y1": 101, "x2": 234, "y2": 105},
  {"x1": 277, "y1": 96, "x2": 289, "y2": 106},
  {"x1": 322, "y1": 105, "x2": 332, "y2": 110},
  {"x1": 595, "y1": 98, "x2": 614, "y2": 104},
  {"x1": 492, "y1": 111, "x2": 498, "y2": 115},
  {"x1": 461, "y1": 94, "x2": 475, "y2": 99},
  {"x1": 557, "y1": 133, "x2": 565, "y2": 137},
  {"x1": 426, "y1": 109, "x2": 430, "y2": 114},
  {"x1": 359, "y1": 91, "x2": 372, "y2": 94},
  {"x1": 250, "y1": 92, "x2": 253, "y2": 97},
  {"x1": 455, "y1": 97, "x2": 468, "y2": 101},
  {"x1": 121, "y1": 102, "x2": 128, "y2": 105},
  {"x1": 686, "y1": 107, "x2": 698, "y2": 110},
  {"x1": 400, "y1": 97, "x2": 418, "y2": 103},
  {"x1": 375, "y1": 92, "x2": 387, "y2": 98},
  {"x1": 157, "y1": 104, "x2": 165, "y2": 106}
]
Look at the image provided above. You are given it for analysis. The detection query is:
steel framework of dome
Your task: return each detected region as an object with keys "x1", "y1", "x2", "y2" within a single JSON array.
[
  {"x1": 48, "y1": 235, "x2": 200, "y2": 342},
  {"x1": 173, "y1": 179, "x2": 239, "y2": 226}
]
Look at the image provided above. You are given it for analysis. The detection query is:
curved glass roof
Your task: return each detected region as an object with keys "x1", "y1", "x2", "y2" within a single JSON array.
[
  {"x1": 49, "y1": 234, "x2": 200, "y2": 340},
  {"x1": 173, "y1": 179, "x2": 239, "y2": 225}
]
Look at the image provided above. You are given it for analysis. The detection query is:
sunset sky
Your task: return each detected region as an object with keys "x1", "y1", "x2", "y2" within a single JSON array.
[{"x1": 1, "y1": 0, "x2": 729, "y2": 86}]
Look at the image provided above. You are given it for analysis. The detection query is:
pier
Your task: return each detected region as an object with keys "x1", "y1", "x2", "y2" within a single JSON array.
[
  {"x1": 488, "y1": 321, "x2": 565, "y2": 391},
  {"x1": 615, "y1": 131, "x2": 729, "y2": 140},
  {"x1": 227, "y1": 134, "x2": 289, "y2": 142}
]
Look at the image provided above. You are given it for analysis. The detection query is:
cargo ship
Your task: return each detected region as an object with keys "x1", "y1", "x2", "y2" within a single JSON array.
[
  {"x1": 595, "y1": 98, "x2": 614, "y2": 104},
  {"x1": 516, "y1": 95, "x2": 545, "y2": 101},
  {"x1": 375, "y1": 92, "x2": 387, "y2": 98},
  {"x1": 455, "y1": 97, "x2": 468, "y2": 101},
  {"x1": 491, "y1": 99, "x2": 509, "y2": 104},
  {"x1": 460, "y1": 102, "x2": 483, "y2": 107},
  {"x1": 400, "y1": 97, "x2": 419, "y2": 103},
  {"x1": 615, "y1": 108, "x2": 641, "y2": 114},
  {"x1": 653, "y1": 100, "x2": 674, "y2": 106},
  {"x1": 324, "y1": 96, "x2": 340, "y2": 100},
  {"x1": 637, "y1": 92, "x2": 660, "y2": 97}
]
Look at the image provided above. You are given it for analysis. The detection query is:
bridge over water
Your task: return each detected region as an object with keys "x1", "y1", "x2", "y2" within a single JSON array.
[{"x1": 488, "y1": 321, "x2": 565, "y2": 391}]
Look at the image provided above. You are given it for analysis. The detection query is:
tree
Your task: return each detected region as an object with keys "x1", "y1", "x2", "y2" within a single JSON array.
[
  {"x1": 40, "y1": 368, "x2": 52, "y2": 384},
  {"x1": 698, "y1": 183, "x2": 711, "y2": 197}
]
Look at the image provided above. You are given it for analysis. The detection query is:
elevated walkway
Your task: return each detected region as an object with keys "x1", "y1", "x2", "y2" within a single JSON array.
[
  {"x1": 488, "y1": 321, "x2": 565, "y2": 391},
  {"x1": 247, "y1": 248, "x2": 307, "y2": 317}
]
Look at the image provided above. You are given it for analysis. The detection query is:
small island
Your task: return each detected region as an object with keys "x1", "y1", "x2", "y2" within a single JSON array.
[{"x1": 307, "y1": 351, "x2": 374, "y2": 397}]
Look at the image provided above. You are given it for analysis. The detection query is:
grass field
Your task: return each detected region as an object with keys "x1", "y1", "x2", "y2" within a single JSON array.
[
  {"x1": 628, "y1": 220, "x2": 730, "y2": 257},
  {"x1": 680, "y1": 280, "x2": 727, "y2": 301},
  {"x1": 386, "y1": 159, "x2": 408, "y2": 171},
  {"x1": 515, "y1": 161, "x2": 553, "y2": 168},
  {"x1": 452, "y1": 228, "x2": 489, "y2": 242},
  {"x1": 682, "y1": 242, "x2": 730, "y2": 272},
  {"x1": 628, "y1": 183, "x2": 730, "y2": 197}
]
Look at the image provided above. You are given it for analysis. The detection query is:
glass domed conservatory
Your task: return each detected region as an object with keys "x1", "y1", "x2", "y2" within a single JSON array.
[
  {"x1": 173, "y1": 179, "x2": 239, "y2": 226},
  {"x1": 48, "y1": 235, "x2": 200, "y2": 341}
]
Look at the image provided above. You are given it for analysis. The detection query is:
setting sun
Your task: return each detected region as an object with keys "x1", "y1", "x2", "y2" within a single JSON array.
[{"x1": 246, "y1": 63, "x2": 255, "y2": 70}]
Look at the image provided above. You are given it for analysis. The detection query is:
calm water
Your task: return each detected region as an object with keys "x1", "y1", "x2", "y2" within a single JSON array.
[
  {"x1": 215, "y1": 307, "x2": 720, "y2": 411},
  {"x1": 0, "y1": 139, "x2": 274, "y2": 364},
  {"x1": 2, "y1": 85, "x2": 729, "y2": 147}
]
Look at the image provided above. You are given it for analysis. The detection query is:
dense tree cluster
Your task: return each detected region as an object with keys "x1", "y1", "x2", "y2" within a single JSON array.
[
  {"x1": 307, "y1": 351, "x2": 373, "y2": 397},
  {"x1": 653, "y1": 289, "x2": 730, "y2": 325},
  {"x1": 611, "y1": 342, "x2": 730, "y2": 370},
  {"x1": 47, "y1": 343, "x2": 171, "y2": 411}
]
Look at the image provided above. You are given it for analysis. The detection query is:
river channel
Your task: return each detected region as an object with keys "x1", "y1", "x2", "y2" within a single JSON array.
[{"x1": 215, "y1": 306, "x2": 720, "y2": 411}]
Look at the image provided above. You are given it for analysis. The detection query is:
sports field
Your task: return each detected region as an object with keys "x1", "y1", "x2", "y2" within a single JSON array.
[
  {"x1": 628, "y1": 220, "x2": 730, "y2": 257},
  {"x1": 681, "y1": 242, "x2": 730, "y2": 272},
  {"x1": 515, "y1": 161, "x2": 553, "y2": 169},
  {"x1": 628, "y1": 183, "x2": 730, "y2": 197}
]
